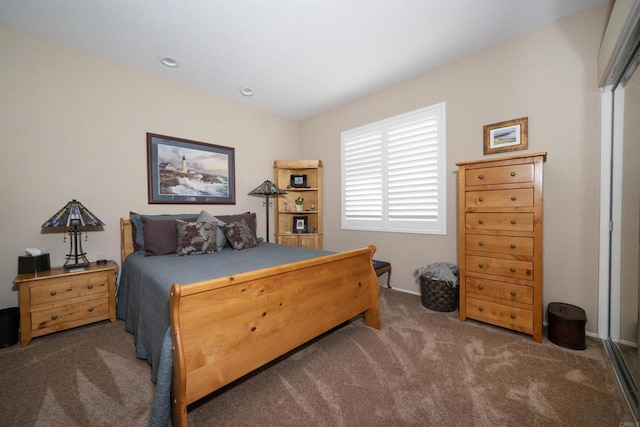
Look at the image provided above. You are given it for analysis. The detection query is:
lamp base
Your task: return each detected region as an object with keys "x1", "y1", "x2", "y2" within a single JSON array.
[{"x1": 64, "y1": 260, "x2": 89, "y2": 270}]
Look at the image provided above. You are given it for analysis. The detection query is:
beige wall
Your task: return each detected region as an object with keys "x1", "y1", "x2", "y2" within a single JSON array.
[
  {"x1": 300, "y1": 3, "x2": 610, "y2": 333},
  {"x1": 0, "y1": 24, "x2": 300, "y2": 308}
]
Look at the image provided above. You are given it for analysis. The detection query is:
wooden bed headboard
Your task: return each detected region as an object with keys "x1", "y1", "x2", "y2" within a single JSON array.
[{"x1": 120, "y1": 218, "x2": 134, "y2": 264}]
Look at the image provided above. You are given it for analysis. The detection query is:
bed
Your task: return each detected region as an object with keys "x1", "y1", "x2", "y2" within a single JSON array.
[{"x1": 116, "y1": 215, "x2": 381, "y2": 426}]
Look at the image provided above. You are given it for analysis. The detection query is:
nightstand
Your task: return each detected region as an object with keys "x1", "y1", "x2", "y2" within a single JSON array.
[{"x1": 13, "y1": 261, "x2": 117, "y2": 347}]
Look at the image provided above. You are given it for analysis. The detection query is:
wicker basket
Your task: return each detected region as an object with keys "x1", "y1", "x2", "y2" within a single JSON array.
[{"x1": 420, "y1": 277, "x2": 459, "y2": 312}]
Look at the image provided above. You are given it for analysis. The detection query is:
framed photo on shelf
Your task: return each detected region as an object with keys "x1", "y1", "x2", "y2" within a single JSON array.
[
  {"x1": 147, "y1": 133, "x2": 235, "y2": 204},
  {"x1": 293, "y1": 216, "x2": 308, "y2": 233},
  {"x1": 290, "y1": 174, "x2": 307, "y2": 188},
  {"x1": 483, "y1": 117, "x2": 528, "y2": 155}
]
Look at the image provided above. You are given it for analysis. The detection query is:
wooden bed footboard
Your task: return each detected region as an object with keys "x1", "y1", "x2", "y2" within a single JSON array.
[{"x1": 169, "y1": 245, "x2": 380, "y2": 427}]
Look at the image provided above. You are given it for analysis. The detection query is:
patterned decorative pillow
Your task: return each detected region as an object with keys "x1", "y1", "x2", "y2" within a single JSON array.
[
  {"x1": 175, "y1": 220, "x2": 217, "y2": 255},
  {"x1": 222, "y1": 219, "x2": 258, "y2": 250},
  {"x1": 196, "y1": 210, "x2": 227, "y2": 252}
]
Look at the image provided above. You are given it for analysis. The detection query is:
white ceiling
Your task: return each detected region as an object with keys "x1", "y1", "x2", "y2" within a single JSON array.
[{"x1": 0, "y1": 0, "x2": 605, "y2": 120}]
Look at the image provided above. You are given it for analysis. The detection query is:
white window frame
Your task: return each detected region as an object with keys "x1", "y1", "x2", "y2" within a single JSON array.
[{"x1": 341, "y1": 102, "x2": 446, "y2": 235}]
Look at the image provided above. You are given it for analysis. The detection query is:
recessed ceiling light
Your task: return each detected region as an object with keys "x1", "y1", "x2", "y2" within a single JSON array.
[
  {"x1": 160, "y1": 57, "x2": 179, "y2": 68},
  {"x1": 240, "y1": 87, "x2": 254, "y2": 97}
]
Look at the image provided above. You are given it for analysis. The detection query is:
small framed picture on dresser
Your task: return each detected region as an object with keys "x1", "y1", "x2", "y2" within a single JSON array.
[{"x1": 483, "y1": 117, "x2": 528, "y2": 155}]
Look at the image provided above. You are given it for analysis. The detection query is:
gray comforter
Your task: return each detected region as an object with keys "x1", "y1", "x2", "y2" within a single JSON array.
[{"x1": 116, "y1": 242, "x2": 331, "y2": 426}]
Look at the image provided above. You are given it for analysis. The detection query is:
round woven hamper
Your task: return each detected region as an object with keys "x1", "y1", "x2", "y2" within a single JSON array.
[{"x1": 420, "y1": 278, "x2": 459, "y2": 312}]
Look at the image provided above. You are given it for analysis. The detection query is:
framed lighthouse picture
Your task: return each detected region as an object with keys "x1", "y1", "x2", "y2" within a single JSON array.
[{"x1": 146, "y1": 133, "x2": 236, "y2": 204}]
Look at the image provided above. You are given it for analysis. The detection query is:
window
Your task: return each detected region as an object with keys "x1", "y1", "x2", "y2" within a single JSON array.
[{"x1": 341, "y1": 102, "x2": 446, "y2": 234}]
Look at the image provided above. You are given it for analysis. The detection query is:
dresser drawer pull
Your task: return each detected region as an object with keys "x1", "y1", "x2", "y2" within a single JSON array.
[
  {"x1": 478, "y1": 284, "x2": 484, "y2": 290},
  {"x1": 511, "y1": 219, "x2": 516, "y2": 225},
  {"x1": 479, "y1": 263, "x2": 484, "y2": 269},
  {"x1": 478, "y1": 197, "x2": 484, "y2": 202},
  {"x1": 510, "y1": 267, "x2": 516, "y2": 272},
  {"x1": 510, "y1": 172, "x2": 516, "y2": 177},
  {"x1": 88, "y1": 307, "x2": 94, "y2": 312},
  {"x1": 510, "y1": 291, "x2": 516, "y2": 296},
  {"x1": 51, "y1": 314, "x2": 58, "y2": 320},
  {"x1": 478, "y1": 241, "x2": 484, "y2": 246},
  {"x1": 50, "y1": 290, "x2": 57, "y2": 296},
  {"x1": 510, "y1": 314, "x2": 516, "y2": 319},
  {"x1": 510, "y1": 244, "x2": 516, "y2": 249},
  {"x1": 478, "y1": 307, "x2": 484, "y2": 312},
  {"x1": 478, "y1": 174, "x2": 484, "y2": 180},
  {"x1": 511, "y1": 196, "x2": 517, "y2": 201},
  {"x1": 478, "y1": 219, "x2": 484, "y2": 224},
  {"x1": 88, "y1": 284, "x2": 93, "y2": 290}
]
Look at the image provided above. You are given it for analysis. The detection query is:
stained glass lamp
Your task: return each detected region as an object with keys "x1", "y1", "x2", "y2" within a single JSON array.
[
  {"x1": 42, "y1": 199, "x2": 105, "y2": 269},
  {"x1": 248, "y1": 180, "x2": 286, "y2": 242}
]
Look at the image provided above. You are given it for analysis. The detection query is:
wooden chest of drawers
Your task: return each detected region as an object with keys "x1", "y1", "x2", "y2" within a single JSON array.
[
  {"x1": 13, "y1": 261, "x2": 117, "y2": 347},
  {"x1": 456, "y1": 153, "x2": 546, "y2": 342}
]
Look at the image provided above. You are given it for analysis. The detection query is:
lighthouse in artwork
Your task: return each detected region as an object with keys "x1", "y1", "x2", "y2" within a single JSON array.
[{"x1": 182, "y1": 155, "x2": 187, "y2": 173}]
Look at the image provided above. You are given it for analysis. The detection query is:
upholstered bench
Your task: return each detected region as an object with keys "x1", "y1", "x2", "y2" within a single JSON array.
[{"x1": 372, "y1": 260, "x2": 392, "y2": 288}]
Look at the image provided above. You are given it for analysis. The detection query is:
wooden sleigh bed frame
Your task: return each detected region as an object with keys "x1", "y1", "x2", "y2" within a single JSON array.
[{"x1": 120, "y1": 219, "x2": 381, "y2": 426}]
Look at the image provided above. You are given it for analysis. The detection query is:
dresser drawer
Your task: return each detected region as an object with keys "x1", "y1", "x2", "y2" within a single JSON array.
[
  {"x1": 30, "y1": 297, "x2": 109, "y2": 331},
  {"x1": 465, "y1": 188, "x2": 533, "y2": 209},
  {"x1": 466, "y1": 212, "x2": 533, "y2": 232},
  {"x1": 30, "y1": 274, "x2": 109, "y2": 306},
  {"x1": 466, "y1": 298, "x2": 533, "y2": 331},
  {"x1": 466, "y1": 255, "x2": 533, "y2": 280},
  {"x1": 465, "y1": 163, "x2": 534, "y2": 186},
  {"x1": 466, "y1": 234, "x2": 533, "y2": 256},
  {"x1": 466, "y1": 276, "x2": 533, "y2": 304}
]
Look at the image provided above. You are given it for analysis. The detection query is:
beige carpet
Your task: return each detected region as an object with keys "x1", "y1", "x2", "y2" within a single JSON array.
[{"x1": 0, "y1": 288, "x2": 633, "y2": 426}]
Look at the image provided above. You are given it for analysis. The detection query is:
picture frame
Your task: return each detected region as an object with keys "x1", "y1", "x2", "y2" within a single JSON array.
[
  {"x1": 483, "y1": 117, "x2": 528, "y2": 155},
  {"x1": 289, "y1": 174, "x2": 307, "y2": 188},
  {"x1": 293, "y1": 216, "x2": 308, "y2": 233},
  {"x1": 147, "y1": 133, "x2": 235, "y2": 204}
]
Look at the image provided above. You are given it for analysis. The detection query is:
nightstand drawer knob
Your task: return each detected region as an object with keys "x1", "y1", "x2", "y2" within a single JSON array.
[
  {"x1": 510, "y1": 314, "x2": 516, "y2": 319},
  {"x1": 478, "y1": 197, "x2": 484, "y2": 202},
  {"x1": 478, "y1": 174, "x2": 484, "y2": 180},
  {"x1": 510, "y1": 291, "x2": 516, "y2": 296},
  {"x1": 510, "y1": 172, "x2": 516, "y2": 177},
  {"x1": 511, "y1": 219, "x2": 516, "y2": 225},
  {"x1": 51, "y1": 315, "x2": 58, "y2": 320},
  {"x1": 88, "y1": 284, "x2": 93, "y2": 290},
  {"x1": 478, "y1": 241, "x2": 484, "y2": 246},
  {"x1": 478, "y1": 263, "x2": 484, "y2": 268},
  {"x1": 511, "y1": 196, "x2": 517, "y2": 201},
  {"x1": 510, "y1": 244, "x2": 516, "y2": 249},
  {"x1": 478, "y1": 284, "x2": 484, "y2": 290},
  {"x1": 510, "y1": 268, "x2": 516, "y2": 272},
  {"x1": 478, "y1": 307, "x2": 484, "y2": 312},
  {"x1": 478, "y1": 219, "x2": 484, "y2": 224},
  {"x1": 50, "y1": 291, "x2": 56, "y2": 296},
  {"x1": 88, "y1": 307, "x2": 94, "y2": 312}
]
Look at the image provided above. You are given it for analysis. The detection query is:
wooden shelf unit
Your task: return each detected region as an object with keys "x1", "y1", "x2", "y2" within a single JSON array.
[{"x1": 273, "y1": 160, "x2": 323, "y2": 249}]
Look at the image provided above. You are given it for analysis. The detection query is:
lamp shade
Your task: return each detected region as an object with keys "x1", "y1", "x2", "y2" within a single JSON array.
[
  {"x1": 247, "y1": 180, "x2": 287, "y2": 196},
  {"x1": 42, "y1": 199, "x2": 105, "y2": 229}
]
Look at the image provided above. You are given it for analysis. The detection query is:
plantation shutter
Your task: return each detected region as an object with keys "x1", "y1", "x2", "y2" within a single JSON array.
[{"x1": 341, "y1": 103, "x2": 446, "y2": 234}]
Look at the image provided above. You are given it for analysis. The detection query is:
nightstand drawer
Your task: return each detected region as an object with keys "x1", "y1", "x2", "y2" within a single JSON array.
[
  {"x1": 465, "y1": 188, "x2": 533, "y2": 208},
  {"x1": 466, "y1": 276, "x2": 533, "y2": 305},
  {"x1": 465, "y1": 234, "x2": 533, "y2": 256},
  {"x1": 30, "y1": 274, "x2": 109, "y2": 306},
  {"x1": 30, "y1": 297, "x2": 109, "y2": 331},
  {"x1": 465, "y1": 163, "x2": 534, "y2": 186}
]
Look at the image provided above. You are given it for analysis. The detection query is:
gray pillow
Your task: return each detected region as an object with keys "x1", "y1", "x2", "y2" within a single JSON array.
[{"x1": 196, "y1": 210, "x2": 227, "y2": 252}]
